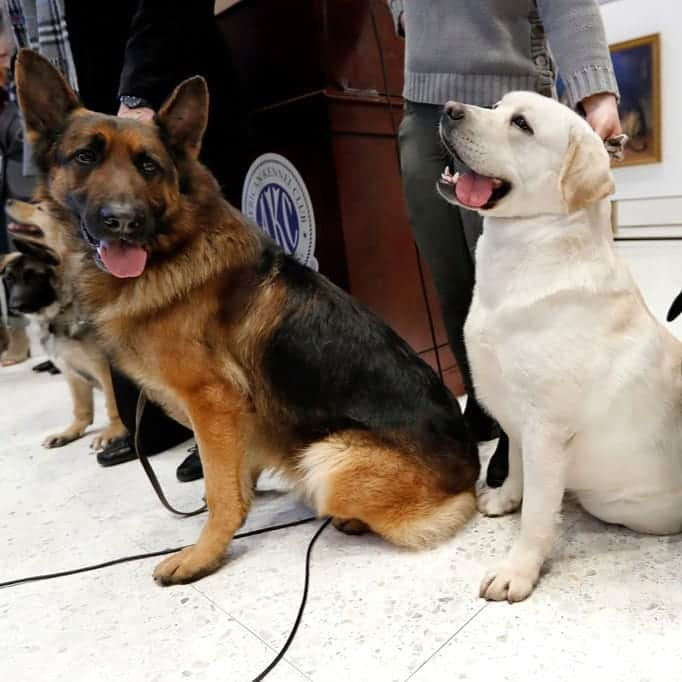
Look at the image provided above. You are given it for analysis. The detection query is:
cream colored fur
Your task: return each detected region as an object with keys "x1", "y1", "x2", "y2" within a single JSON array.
[{"x1": 440, "y1": 92, "x2": 682, "y2": 602}]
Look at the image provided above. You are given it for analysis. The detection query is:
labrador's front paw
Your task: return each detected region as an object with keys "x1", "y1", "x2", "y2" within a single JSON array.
[
  {"x1": 479, "y1": 560, "x2": 539, "y2": 603},
  {"x1": 477, "y1": 484, "x2": 521, "y2": 517}
]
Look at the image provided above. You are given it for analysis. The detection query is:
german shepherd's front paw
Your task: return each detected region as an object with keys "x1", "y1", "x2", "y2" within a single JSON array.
[
  {"x1": 90, "y1": 422, "x2": 128, "y2": 451},
  {"x1": 153, "y1": 546, "x2": 224, "y2": 586},
  {"x1": 42, "y1": 425, "x2": 87, "y2": 448}
]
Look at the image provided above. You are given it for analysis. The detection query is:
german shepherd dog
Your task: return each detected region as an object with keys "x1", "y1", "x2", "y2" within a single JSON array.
[
  {"x1": 16, "y1": 50, "x2": 479, "y2": 585},
  {"x1": 2, "y1": 200, "x2": 127, "y2": 450}
]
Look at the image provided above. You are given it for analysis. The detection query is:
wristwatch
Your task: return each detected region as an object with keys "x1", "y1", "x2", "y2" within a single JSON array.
[{"x1": 120, "y1": 95, "x2": 152, "y2": 109}]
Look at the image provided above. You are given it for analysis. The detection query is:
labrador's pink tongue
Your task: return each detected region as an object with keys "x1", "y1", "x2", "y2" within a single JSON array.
[
  {"x1": 455, "y1": 170, "x2": 495, "y2": 208},
  {"x1": 97, "y1": 240, "x2": 147, "y2": 278}
]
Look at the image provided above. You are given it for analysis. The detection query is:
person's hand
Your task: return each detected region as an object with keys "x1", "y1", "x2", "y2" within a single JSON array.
[
  {"x1": 117, "y1": 102, "x2": 155, "y2": 122},
  {"x1": 581, "y1": 92, "x2": 622, "y2": 140}
]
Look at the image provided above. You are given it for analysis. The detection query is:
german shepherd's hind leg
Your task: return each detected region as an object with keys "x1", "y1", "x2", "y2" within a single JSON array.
[
  {"x1": 89, "y1": 358, "x2": 127, "y2": 451},
  {"x1": 153, "y1": 389, "x2": 253, "y2": 585},
  {"x1": 43, "y1": 373, "x2": 94, "y2": 448},
  {"x1": 299, "y1": 433, "x2": 477, "y2": 549}
]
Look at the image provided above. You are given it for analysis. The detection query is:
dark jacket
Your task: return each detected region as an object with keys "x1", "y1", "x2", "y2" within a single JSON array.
[{"x1": 65, "y1": 0, "x2": 245, "y2": 202}]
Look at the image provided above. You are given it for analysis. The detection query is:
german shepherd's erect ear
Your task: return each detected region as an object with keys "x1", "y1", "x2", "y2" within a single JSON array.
[
  {"x1": 156, "y1": 76, "x2": 209, "y2": 159},
  {"x1": 15, "y1": 49, "x2": 80, "y2": 144}
]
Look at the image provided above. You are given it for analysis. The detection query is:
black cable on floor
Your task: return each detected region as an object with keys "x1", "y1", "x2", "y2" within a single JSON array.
[
  {"x1": 252, "y1": 517, "x2": 332, "y2": 682},
  {"x1": 0, "y1": 516, "x2": 317, "y2": 589},
  {"x1": 1, "y1": 515, "x2": 330, "y2": 681}
]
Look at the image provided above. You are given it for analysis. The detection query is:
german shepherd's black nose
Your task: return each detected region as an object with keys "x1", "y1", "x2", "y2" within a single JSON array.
[{"x1": 97, "y1": 203, "x2": 148, "y2": 239}]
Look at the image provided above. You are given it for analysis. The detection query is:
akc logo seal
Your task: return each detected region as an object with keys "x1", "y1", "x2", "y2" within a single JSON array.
[{"x1": 241, "y1": 153, "x2": 318, "y2": 271}]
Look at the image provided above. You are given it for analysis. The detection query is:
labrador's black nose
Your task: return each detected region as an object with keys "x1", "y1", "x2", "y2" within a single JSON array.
[{"x1": 443, "y1": 101, "x2": 466, "y2": 122}]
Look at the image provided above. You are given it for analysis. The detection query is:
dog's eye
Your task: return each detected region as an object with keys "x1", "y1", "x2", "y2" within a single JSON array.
[
  {"x1": 137, "y1": 156, "x2": 160, "y2": 177},
  {"x1": 74, "y1": 149, "x2": 97, "y2": 166},
  {"x1": 511, "y1": 115, "x2": 533, "y2": 134}
]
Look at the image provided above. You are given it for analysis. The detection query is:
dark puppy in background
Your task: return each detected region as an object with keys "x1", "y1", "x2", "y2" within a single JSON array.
[
  {"x1": 16, "y1": 49, "x2": 480, "y2": 586},
  {"x1": 2, "y1": 200, "x2": 127, "y2": 449}
]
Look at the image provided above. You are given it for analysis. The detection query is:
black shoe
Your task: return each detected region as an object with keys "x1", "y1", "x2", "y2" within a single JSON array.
[
  {"x1": 463, "y1": 396, "x2": 500, "y2": 442},
  {"x1": 485, "y1": 431, "x2": 509, "y2": 488},
  {"x1": 96, "y1": 435, "x2": 141, "y2": 467},
  {"x1": 32, "y1": 360, "x2": 60, "y2": 374},
  {"x1": 176, "y1": 446, "x2": 203, "y2": 482}
]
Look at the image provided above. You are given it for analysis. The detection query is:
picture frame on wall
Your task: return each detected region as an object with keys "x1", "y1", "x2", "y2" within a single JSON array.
[
  {"x1": 609, "y1": 33, "x2": 661, "y2": 167},
  {"x1": 556, "y1": 32, "x2": 661, "y2": 167}
]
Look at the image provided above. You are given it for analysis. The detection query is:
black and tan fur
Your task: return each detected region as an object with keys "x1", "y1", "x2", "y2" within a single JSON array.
[
  {"x1": 16, "y1": 49, "x2": 480, "y2": 585},
  {"x1": 2, "y1": 200, "x2": 126, "y2": 449}
]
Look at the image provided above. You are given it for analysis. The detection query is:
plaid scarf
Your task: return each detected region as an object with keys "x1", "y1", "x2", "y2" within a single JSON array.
[
  {"x1": 5, "y1": 0, "x2": 79, "y2": 95},
  {"x1": 4, "y1": 0, "x2": 78, "y2": 175}
]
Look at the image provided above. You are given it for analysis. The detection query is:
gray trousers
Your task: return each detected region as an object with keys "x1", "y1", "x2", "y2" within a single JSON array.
[{"x1": 398, "y1": 100, "x2": 482, "y2": 398}]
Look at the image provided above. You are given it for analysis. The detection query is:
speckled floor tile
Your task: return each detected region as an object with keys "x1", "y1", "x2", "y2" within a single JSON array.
[
  {"x1": 1, "y1": 567, "x2": 310, "y2": 682},
  {"x1": 4, "y1": 350, "x2": 682, "y2": 682},
  {"x1": 410, "y1": 525, "x2": 681, "y2": 682},
  {"x1": 193, "y1": 507, "x2": 503, "y2": 682}
]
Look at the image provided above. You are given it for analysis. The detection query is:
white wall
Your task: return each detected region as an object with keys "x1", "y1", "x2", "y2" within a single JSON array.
[{"x1": 616, "y1": 240, "x2": 682, "y2": 337}]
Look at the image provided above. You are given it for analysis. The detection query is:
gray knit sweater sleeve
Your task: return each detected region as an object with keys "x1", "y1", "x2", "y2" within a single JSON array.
[
  {"x1": 387, "y1": 0, "x2": 405, "y2": 37},
  {"x1": 538, "y1": 0, "x2": 619, "y2": 107}
]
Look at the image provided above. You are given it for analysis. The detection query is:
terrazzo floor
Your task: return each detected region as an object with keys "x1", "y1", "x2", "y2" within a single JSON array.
[{"x1": 2, "y1": 347, "x2": 681, "y2": 682}]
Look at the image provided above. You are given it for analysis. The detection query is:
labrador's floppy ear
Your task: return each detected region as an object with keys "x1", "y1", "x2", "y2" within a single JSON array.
[
  {"x1": 156, "y1": 76, "x2": 209, "y2": 159},
  {"x1": 15, "y1": 49, "x2": 81, "y2": 144},
  {"x1": 559, "y1": 128, "x2": 615, "y2": 213}
]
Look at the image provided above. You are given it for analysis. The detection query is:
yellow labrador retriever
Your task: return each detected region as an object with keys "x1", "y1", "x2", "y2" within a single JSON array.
[{"x1": 438, "y1": 91, "x2": 682, "y2": 602}]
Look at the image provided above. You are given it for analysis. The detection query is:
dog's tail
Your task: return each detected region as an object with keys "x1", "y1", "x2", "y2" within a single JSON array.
[
  {"x1": 375, "y1": 488, "x2": 477, "y2": 550},
  {"x1": 298, "y1": 434, "x2": 477, "y2": 550},
  {"x1": 667, "y1": 290, "x2": 682, "y2": 322}
]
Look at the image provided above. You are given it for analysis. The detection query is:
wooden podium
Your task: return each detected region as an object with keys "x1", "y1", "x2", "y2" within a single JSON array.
[{"x1": 216, "y1": 0, "x2": 463, "y2": 395}]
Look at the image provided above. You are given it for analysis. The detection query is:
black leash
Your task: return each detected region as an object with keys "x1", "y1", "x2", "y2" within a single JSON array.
[
  {"x1": 129, "y1": 392, "x2": 333, "y2": 679},
  {"x1": 0, "y1": 516, "x2": 330, "y2": 681},
  {"x1": 2, "y1": 394, "x2": 331, "y2": 679},
  {"x1": 251, "y1": 517, "x2": 332, "y2": 682},
  {"x1": 0, "y1": 516, "x2": 318, "y2": 590},
  {"x1": 134, "y1": 391, "x2": 207, "y2": 517},
  {"x1": 368, "y1": 1, "x2": 444, "y2": 382}
]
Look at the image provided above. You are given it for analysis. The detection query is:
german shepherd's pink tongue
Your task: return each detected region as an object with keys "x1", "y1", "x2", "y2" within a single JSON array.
[
  {"x1": 97, "y1": 240, "x2": 148, "y2": 278},
  {"x1": 455, "y1": 170, "x2": 495, "y2": 208}
]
